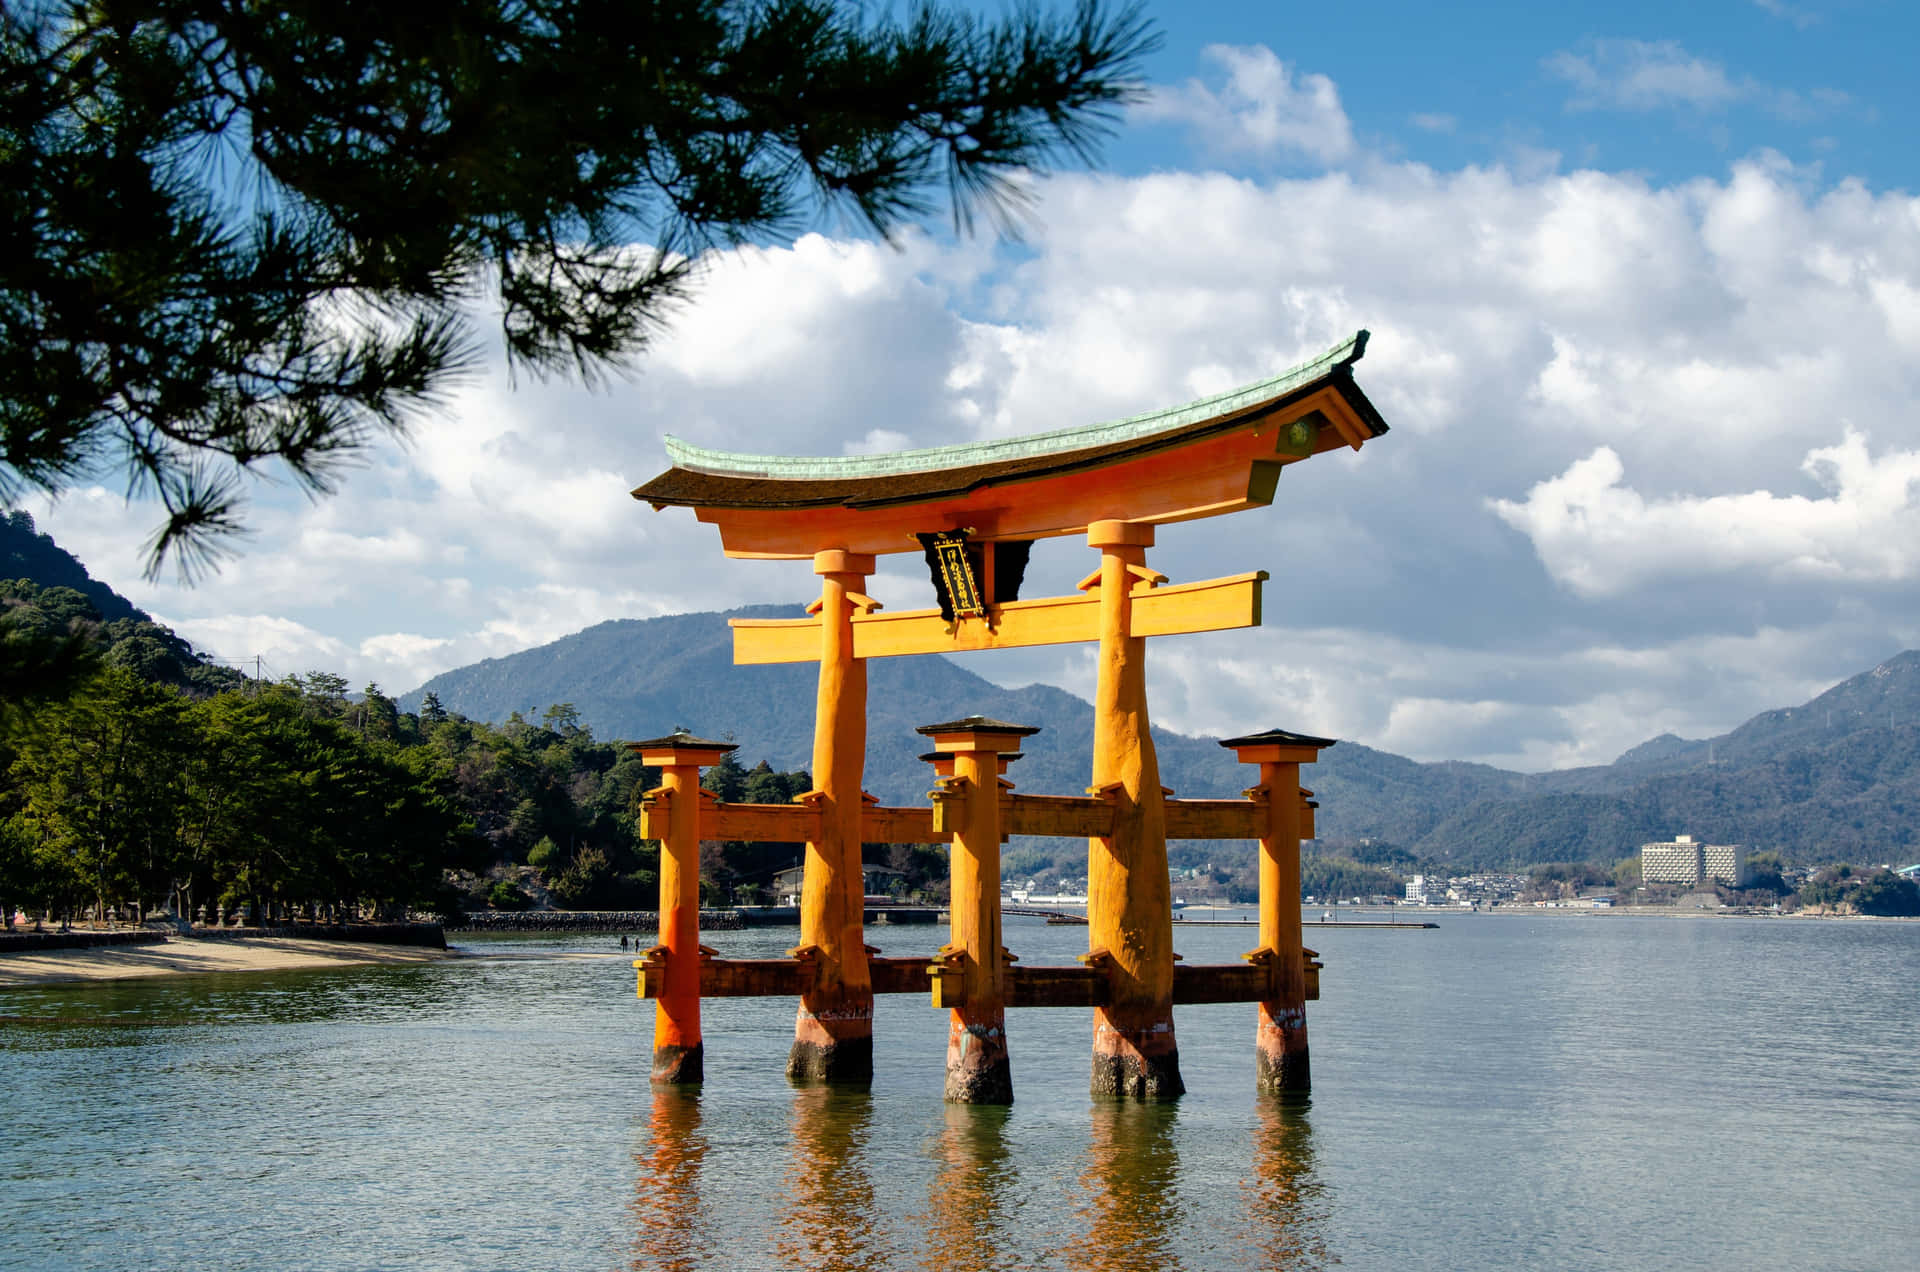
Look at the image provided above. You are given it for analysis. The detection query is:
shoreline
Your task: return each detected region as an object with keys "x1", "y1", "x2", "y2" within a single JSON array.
[{"x1": 0, "y1": 935, "x2": 452, "y2": 988}]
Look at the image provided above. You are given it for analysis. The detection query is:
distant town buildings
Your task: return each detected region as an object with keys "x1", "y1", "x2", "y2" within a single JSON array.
[
  {"x1": 1401, "y1": 873, "x2": 1529, "y2": 906},
  {"x1": 1640, "y1": 834, "x2": 1751, "y2": 888}
]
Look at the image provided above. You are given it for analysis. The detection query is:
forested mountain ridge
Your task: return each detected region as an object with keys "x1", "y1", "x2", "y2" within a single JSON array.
[
  {"x1": 404, "y1": 613, "x2": 1920, "y2": 869},
  {"x1": 0, "y1": 510, "x2": 143, "y2": 624},
  {"x1": 1, "y1": 511, "x2": 245, "y2": 697}
]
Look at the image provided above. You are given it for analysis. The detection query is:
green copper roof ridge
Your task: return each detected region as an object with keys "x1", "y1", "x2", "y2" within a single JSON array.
[{"x1": 664, "y1": 330, "x2": 1369, "y2": 480}]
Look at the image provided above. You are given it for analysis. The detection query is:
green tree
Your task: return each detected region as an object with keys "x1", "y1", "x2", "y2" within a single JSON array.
[
  {"x1": 350, "y1": 683, "x2": 400, "y2": 741},
  {"x1": 541, "y1": 702, "x2": 586, "y2": 740},
  {"x1": 744, "y1": 760, "x2": 809, "y2": 805},
  {"x1": 701, "y1": 751, "x2": 749, "y2": 802},
  {"x1": 8, "y1": 667, "x2": 191, "y2": 920},
  {"x1": 1846, "y1": 870, "x2": 1920, "y2": 917},
  {"x1": 0, "y1": 606, "x2": 98, "y2": 722},
  {"x1": 2, "y1": 0, "x2": 1154, "y2": 571},
  {"x1": 302, "y1": 672, "x2": 350, "y2": 716}
]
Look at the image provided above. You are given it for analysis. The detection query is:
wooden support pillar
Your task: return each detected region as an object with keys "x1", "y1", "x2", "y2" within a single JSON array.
[
  {"x1": 789, "y1": 549, "x2": 878, "y2": 1084},
  {"x1": 1224, "y1": 728, "x2": 1335, "y2": 1096},
  {"x1": 632, "y1": 732, "x2": 739, "y2": 1085},
  {"x1": 1083, "y1": 520, "x2": 1182, "y2": 1101},
  {"x1": 918, "y1": 717, "x2": 1039, "y2": 1104}
]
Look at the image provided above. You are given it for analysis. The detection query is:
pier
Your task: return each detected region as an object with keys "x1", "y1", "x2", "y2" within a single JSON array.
[{"x1": 627, "y1": 332, "x2": 1390, "y2": 1102}]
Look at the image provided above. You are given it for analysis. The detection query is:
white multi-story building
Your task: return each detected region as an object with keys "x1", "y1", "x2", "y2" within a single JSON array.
[
  {"x1": 1702, "y1": 841, "x2": 1752, "y2": 887},
  {"x1": 1640, "y1": 834, "x2": 1749, "y2": 887},
  {"x1": 1641, "y1": 835, "x2": 1704, "y2": 884}
]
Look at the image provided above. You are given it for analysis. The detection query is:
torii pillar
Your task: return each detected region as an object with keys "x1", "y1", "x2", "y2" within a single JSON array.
[
  {"x1": 919, "y1": 717, "x2": 1039, "y2": 1104},
  {"x1": 632, "y1": 731, "x2": 739, "y2": 1085},
  {"x1": 1224, "y1": 728, "x2": 1334, "y2": 1095},
  {"x1": 1084, "y1": 519, "x2": 1183, "y2": 1100},
  {"x1": 788, "y1": 549, "x2": 877, "y2": 1084}
]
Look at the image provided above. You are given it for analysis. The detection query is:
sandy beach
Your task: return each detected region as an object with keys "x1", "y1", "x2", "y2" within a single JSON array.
[{"x1": 0, "y1": 935, "x2": 451, "y2": 987}]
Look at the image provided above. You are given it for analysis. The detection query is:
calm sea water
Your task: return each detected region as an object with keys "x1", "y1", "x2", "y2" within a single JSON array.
[{"x1": 3, "y1": 914, "x2": 1915, "y2": 1271}]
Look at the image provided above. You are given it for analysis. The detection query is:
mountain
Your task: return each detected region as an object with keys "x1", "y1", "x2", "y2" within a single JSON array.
[
  {"x1": 403, "y1": 608, "x2": 1920, "y2": 868},
  {"x1": 1, "y1": 510, "x2": 145, "y2": 624},
  {"x1": 398, "y1": 605, "x2": 1250, "y2": 809},
  {"x1": 1, "y1": 511, "x2": 243, "y2": 694}
]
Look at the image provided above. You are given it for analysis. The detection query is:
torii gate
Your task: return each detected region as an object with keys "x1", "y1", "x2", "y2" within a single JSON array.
[{"x1": 629, "y1": 331, "x2": 1390, "y2": 1101}]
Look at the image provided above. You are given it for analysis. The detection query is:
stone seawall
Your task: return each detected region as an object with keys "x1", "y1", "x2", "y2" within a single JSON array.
[{"x1": 449, "y1": 910, "x2": 745, "y2": 933}]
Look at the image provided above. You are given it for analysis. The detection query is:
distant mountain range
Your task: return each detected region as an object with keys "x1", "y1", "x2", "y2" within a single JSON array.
[
  {"x1": 400, "y1": 607, "x2": 1920, "y2": 869},
  {"x1": 6, "y1": 513, "x2": 1910, "y2": 870}
]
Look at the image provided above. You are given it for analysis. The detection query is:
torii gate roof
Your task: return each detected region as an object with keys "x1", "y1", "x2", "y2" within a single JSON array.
[{"x1": 633, "y1": 330, "x2": 1388, "y2": 559}]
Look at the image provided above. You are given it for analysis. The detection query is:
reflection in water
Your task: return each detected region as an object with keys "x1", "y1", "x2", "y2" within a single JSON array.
[
  {"x1": 1070, "y1": 1101, "x2": 1184, "y2": 1272},
  {"x1": 631, "y1": 1088, "x2": 712, "y2": 1272},
  {"x1": 779, "y1": 1086, "x2": 886, "y2": 1271},
  {"x1": 1243, "y1": 1098, "x2": 1329, "y2": 1270},
  {"x1": 919, "y1": 1104, "x2": 1015, "y2": 1272}
]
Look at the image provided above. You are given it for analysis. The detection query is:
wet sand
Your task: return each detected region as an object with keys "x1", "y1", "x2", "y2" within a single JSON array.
[{"x1": 0, "y1": 936, "x2": 450, "y2": 987}]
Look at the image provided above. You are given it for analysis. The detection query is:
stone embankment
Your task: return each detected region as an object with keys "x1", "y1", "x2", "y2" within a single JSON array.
[{"x1": 449, "y1": 910, "x2": 745, "y2": 933}]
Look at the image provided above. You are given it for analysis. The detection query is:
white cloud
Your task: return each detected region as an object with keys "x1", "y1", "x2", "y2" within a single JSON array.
[
  {"x1": 1138, "y1": 45, "x2": 1354, "y2": 163},
  {"x1": 1546, "y1": 39, "x2": 1848, "y2": 120},
  {"x1": 156, "y1": 614, "x2": 352, "y2": 684},
  {"x1": 1548, "y1": 40, "x2": 1743, "y2": 113},
  {"x1": 1489, "y1": 433, "x2": 1920, "y2": 598},
  {"x1": 1410, "y1": 113, "x2": 1456, "y2": 134}
]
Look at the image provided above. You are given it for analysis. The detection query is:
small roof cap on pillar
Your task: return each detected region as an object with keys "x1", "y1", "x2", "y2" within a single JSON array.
[
  {"x1": 916, "y1": 716, "x2": 1040, "y2": 737},
  {"x1": 629, "y1": 731, "x2": 739, "y2": 764},
  {"x1": 1219, "y1": 727, "x2": 1337, "y2": 763},
  {"x1": 1218, "y1": 727, "x2": 1337, "y2": 750},
  {"x1": 916, "y1": 716, "x2": 1040, "y2": 753}
]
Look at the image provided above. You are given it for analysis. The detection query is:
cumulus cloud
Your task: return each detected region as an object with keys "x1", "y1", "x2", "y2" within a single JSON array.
[
  {"x1": 1137, "y1": 45, "x2": 1354, "y2": 163},
  {"x1": 1489, "y1": 433, "x2": 1920, "y2": 597}
]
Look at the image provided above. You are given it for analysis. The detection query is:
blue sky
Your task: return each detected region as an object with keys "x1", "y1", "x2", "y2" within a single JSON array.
[
  {"x1": 1119, "y1": 0, "x2": 1905, "y2": 187},
  {"x1": 28, "y1": 0, "x2": 1920, "y2": 771}
]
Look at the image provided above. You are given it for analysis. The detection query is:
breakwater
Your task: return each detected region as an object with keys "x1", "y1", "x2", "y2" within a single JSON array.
[{"x1": 449, "y1": 910, "x2": 745, "y2": 933}]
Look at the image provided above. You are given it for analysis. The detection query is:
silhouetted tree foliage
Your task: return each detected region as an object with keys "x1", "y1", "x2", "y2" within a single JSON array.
[{"x1": 1, "y1": 0, "x2": 1155, "y2": 573}]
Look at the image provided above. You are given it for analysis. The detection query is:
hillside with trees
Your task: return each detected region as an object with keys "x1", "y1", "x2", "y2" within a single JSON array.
[{"x1": 0, "y1": 520, "x2": 927, "y2": 924}]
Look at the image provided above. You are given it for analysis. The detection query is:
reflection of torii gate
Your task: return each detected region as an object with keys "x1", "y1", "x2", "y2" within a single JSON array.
[{"x1": 629, "y1": 332, "x2": 1389, "y2": 1102}]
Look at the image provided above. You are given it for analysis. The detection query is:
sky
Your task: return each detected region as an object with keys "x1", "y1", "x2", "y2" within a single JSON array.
[{"x1": 25, "y1": 0, "x2": 1920, "y2": 771}]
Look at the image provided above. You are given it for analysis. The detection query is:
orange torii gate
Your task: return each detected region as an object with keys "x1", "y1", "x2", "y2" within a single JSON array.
[{"x1": 628, "y1": 331, "x2": 1390, "y2": 1101}]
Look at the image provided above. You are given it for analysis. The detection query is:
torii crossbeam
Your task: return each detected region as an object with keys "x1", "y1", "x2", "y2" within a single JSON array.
[{"x1": 631, "y1": 330, "x2": 1389, "y2": 1101}]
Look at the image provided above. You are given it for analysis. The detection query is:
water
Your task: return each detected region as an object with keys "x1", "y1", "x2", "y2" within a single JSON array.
[{"x1": 4, "y1": 915, "x2": 1916, "y2": 1271}]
